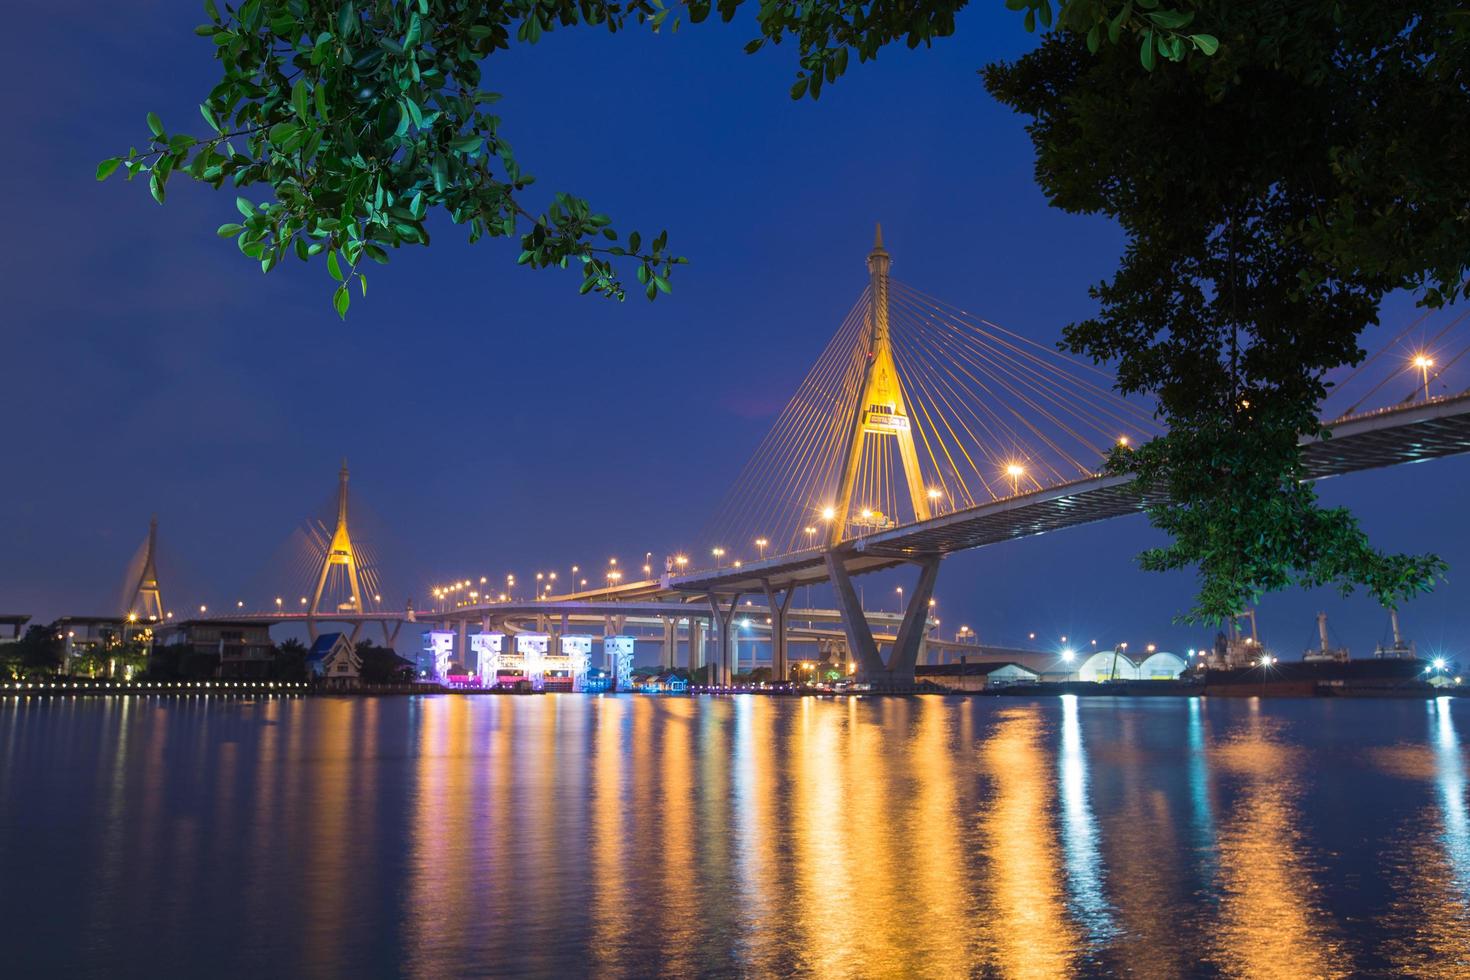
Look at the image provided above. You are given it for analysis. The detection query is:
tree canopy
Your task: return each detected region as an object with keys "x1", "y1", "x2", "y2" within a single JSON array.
[
  {"x1": 98, "y1": 0, "x2": 1215, "y2": 316},
  {"x1": 984, "y1": 2, "x2": 1467, "y2": 620}
]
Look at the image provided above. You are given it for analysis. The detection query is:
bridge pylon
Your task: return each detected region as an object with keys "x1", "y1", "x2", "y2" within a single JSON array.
[
  {"x1": 127, "y1": 516, "x2": 165, "y2": 621},
  {"x1": 828, "y1": 224, "x2": 930, "y2": 545},
  {"x1": 308, "y1": 459, "x2": 365, "y2": 640}
]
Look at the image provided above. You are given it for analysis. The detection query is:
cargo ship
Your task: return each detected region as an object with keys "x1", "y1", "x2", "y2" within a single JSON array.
[{"x1": 1195, "y1": 610, "x2": 1441, "y2": 697}]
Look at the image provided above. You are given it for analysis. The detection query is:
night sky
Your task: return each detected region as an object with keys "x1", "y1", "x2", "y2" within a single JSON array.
[{"x1": 5, "y1": 2, "x2": 1467, "y2": 663}]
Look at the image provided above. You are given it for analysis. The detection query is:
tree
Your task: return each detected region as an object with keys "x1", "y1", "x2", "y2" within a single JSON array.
[
  {"x1": 983, "y1": 4, "x2": 1467, "y2": 620},
  {"x1": 97, "y1": 0, "x2": 1211, "y2": 315},
  {"x1": 3, "y1": 627, "x2": 63, "y2": 679},
  {"x1": 272, "y1": 637, "x2": 309, "y2": 681}
]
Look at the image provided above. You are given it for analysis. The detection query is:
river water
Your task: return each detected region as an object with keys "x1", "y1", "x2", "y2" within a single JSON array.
[{"x1": 1, "y1": 694, "x2": 1466, "y2": 978}]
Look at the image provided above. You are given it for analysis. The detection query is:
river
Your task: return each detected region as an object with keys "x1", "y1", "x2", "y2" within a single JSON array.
[{"x1": 1, "y1": 694, "x2": 1466, "y2": 977}]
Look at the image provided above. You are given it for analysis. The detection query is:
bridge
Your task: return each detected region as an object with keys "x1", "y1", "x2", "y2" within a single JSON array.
[{"x1": 120, "y1": 229, "x2": 1470, "y2": 690}]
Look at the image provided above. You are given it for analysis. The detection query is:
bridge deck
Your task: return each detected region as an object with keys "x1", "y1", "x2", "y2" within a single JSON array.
[{"x1": 666, "y1": 392, "x2": 1470, "y2": 594}]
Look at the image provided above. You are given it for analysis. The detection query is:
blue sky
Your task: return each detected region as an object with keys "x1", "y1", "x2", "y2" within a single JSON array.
[{"x1": 3, "y1": 2, "x2": 1467, "y2": 662}]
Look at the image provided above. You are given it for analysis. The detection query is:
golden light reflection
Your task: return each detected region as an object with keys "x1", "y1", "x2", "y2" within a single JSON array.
[
  {"x1": 589, "y1": 696, "x2": 635, "y2": 974},
  {"x1": 1208, "y1": 712, "x2": 1348, "y2": 979},
  {"x1": 655, "y1": 697, "x2": 700, "y2": 975},
  {"x1": 974, "y1": 704, "x2": 1080, "y2": 978},
  {"x1": 404, "y1": 696, "x2": 475, "y2": 977},
  {"x1": 898, "y1": 696, "x2": 976, "y2": 973}
]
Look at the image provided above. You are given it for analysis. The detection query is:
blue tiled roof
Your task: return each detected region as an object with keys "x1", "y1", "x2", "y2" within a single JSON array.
[{"x1": 307, "y1": 632, "x2": 344, "y2": 661}]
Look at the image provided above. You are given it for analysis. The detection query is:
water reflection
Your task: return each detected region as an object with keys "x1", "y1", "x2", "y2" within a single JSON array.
[
  {"x1": 975, "y1": 704, "x2": 1079, "y2": 978},
  {"x1": 1374, "y1": 698, "x2": 1470, "y2": 976},
  {"x1": 3, "y1": 694, "x2": 1469, "y2": 977},
  {"x1": 1058, "y1": 695, "x2": 1114, "y2": 945},
  {"x1": 1207, "y1": 707, "x2": 1347, "y2": 979}
]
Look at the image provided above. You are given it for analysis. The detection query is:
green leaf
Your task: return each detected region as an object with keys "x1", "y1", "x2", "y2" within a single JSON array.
[
  {"x1": 236, "y1": 196, "x2": 255, "y2": 218},
  {"x1": 146, "y1": 112, "x2": 164, "y2": 137},
  {"x1": 1190, "y1": 33, "x2": 1219, "y2": 55},
  {"x1": 95, "y1": 157, "x2": 122, "y2": 181},
  {"x1": 333, "y1": 283, "x2": 350, "y2": 319},
  {"x1": 216, "y1": 222, "x2": 244, "y2": 237},
  {"x1": 291, "y1": 79, "x2": 309, "y2": 121},
  {"x1": 199, "y1": 103, "x2": 220, "y2": 132},
  {"x1": 149, "y1": 172, "x2": 165, "y2": 205},
  {"x1": 1140, "y1": 31, "x2": 1157, "y2": 70},
  {"x1": 359, "y1": 273, "x2": 368, "y2": 297},
  {"x1": 790, "y1": 75, "x2": 809, "y2": 100},
  {"x1": 337, "y1": 1, "x2": 356, "y2": 37},
  {"x1": 1086, "y1": 23, "x2": 1100, "y2": 54},
  {"x1": 327, "y1": 249, "x2": 344, "y2": 281}
]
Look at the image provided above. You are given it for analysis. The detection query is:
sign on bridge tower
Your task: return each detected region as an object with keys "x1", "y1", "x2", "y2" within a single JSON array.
[
  {"x1": 127, "y1": 516, "x2": 165, "y2": 621},
  {"x1": 828, "y1": 225, "x2": 931, "y2": 544},
  {"x1": 309, "y1": 459, "x2": 365, "y2": 626}
]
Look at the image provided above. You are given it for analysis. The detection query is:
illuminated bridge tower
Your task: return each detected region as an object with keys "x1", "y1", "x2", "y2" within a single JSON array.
[
  {"x1": 825, "y1": 227, "x2": 940, "y2": 689},
  {"x1": 127, "y1": 516, "x2": 165, "y2": 621},
  {"x1": 308, "y1": 459, "x2": 364, "y2": 639},
  {"x1": 828, "y1": 224, "x2": 931, "y2": 546}
]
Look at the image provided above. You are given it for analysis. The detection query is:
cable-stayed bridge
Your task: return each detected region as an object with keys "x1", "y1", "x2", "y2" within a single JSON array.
[{"x1": 121, "y1": 230, "x2": 1470, "y2": 690}]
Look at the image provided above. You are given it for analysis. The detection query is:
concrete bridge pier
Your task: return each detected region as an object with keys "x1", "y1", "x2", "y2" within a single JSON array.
[
  {"x1": 687, "y1": 619, "x2": 704, "y2": 678},
  {"x1": 825, "y1": 551, "x2": 941, "y2": 690},
  {"x1": 706, "y1": 593, "x2": 743, "y2": 686},
  {"x1": 661, "y1": 618, "x2": 677, "y2": 670},
  {"x1": 761, "y1": 580, "x2": 794, "y2": 682}
]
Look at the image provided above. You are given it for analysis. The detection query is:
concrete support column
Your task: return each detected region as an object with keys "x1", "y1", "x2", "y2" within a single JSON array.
[
  {"x1": 761, "y1": 580, "x2": 795, "y2": 682},
  {"x1": 661, "y1": 618, "x2": 676, "y2": 670},
  {"x1": 886, "y1": 558, "x2": 941, "y2": 685},
  {"x1": 687, "y1": 619, "x2": 704, "y2": 677},
  {"x1": 456, "y1": 619, "x2": 468, "y2": 668},
  {"x1": 824, "y1": 552, "x2": 883, "y2": 679},
  {"x1": 706, "y1": 594, "x2": 743, "y2": 686}
]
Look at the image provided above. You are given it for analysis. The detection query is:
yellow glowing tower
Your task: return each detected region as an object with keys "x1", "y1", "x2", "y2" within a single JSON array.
[
  {"x1": 310, "y1": 459, "x2": 364, "y2": 624},
  {"x1": 828, "y1": 225, "x2": 930, "y2": 544},
  {"x1": 128, "y1": 516, "x2": 165, "y2": 621}
]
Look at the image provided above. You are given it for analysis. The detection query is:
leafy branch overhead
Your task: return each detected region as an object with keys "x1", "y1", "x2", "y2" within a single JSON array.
[
  {"x1": 98, "y1": 0, "x2": 1220, "y2": 316},
  {"x1": 985, "y1": 3, "x2": 1468, "y2": 621},
  {"x1": 97, "y1": 0, "x2": 689, "y2": 317}
]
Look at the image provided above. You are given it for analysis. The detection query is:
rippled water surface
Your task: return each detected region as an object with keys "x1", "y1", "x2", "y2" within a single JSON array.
[{"x1": 1, "y1": 694, "x2": 1467, "y2": 978}]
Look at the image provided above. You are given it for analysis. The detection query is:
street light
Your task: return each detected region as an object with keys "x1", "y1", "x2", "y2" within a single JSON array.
[
  {"x1": 1414, "y1": 354, "x2": 1434, "y2": 402},
  {"x1": 713, "y1": 546, "x2": 726, "y2": 568},
  {"x1": 1006, "y1": 463, "x2": 1025, "y2": 495},
  {"x1": 755, "y1": 537, "x2": 768, "y2": 559},
  {"x1": 895, "y1": 585, "x2": 904, "y2": 612},
  {"x1": 804, "y1": 526, "x2": 817, "y2": 549}
]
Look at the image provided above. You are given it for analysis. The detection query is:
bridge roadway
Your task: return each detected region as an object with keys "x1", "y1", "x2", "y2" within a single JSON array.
[{"x1": 661, "y1": 390, "x2": 1470, "y2": 597}]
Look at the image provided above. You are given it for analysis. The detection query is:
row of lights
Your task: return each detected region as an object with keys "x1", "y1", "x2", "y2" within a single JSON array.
[{"x1": 5, "y1": 680, "x2": 309, "y2": 691}]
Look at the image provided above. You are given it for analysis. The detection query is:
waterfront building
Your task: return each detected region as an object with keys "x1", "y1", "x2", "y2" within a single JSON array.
[
  {"x1": 307, "y1": 632, "x2": 361, "y2": 689},
  {"x1": 0, "y1": 615, "x2": 30, "y2": 644},
  {"x1": 51, "y1": 617, "x2": 125, "y2": 660},
  {"x1": 1137, "y1": 651, "x2": 1188, "y2": 679},
  {"x1": 1076, "y1": 650, "x2": 1140, "y2": 681},
  {"x1": 915, "y1": 661, "x2": 1039, "y2": 692},
  {"x1": 156, "y1": 619, "x2": 275, "y2": 678},
  {"x1": 419, "y1": 630, "x2": 453, "y2": 683},
  {"x1": 1074, "y1": 650, "x2": 1187, "y2": 681}
]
